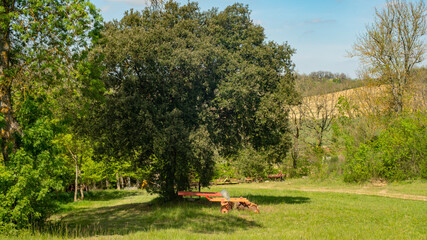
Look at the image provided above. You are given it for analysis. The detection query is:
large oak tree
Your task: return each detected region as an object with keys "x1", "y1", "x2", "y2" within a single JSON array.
[{"x1": 93, "y1": 1, "x2": 297, "y2": 199}]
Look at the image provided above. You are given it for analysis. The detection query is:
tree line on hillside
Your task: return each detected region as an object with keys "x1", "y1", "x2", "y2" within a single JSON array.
[
  {"x1": 0, "y1": 0, "x2": 426, "y2": 233},
  {"x1": 296, "y1": 71, "x2": 363, "y2": 96}
]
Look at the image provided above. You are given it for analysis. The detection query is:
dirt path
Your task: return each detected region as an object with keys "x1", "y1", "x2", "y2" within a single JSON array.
[{"x1": 294, "y1": 188, "x2": 427, "y2": 201}]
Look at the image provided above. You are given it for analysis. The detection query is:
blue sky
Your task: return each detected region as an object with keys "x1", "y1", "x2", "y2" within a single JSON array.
[{"x1": 90, "y1": 0, "x2": 423, "y2": 78}]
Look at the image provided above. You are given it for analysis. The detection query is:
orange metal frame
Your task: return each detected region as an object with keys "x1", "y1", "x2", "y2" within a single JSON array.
[
  {"x1": 178, "y1": 191, "x2": 259, "y2": 213},
  {"x1": 178, "y1": 191, "x2": 222, "y2": 201},
  {"x1": 178, "y1": 191, "x2": 251, "y2": 203}
]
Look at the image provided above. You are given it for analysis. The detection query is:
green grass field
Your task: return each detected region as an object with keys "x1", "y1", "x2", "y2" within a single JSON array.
[{"x1": 4, "y1": 179, "x2": 427, "y2": 240}]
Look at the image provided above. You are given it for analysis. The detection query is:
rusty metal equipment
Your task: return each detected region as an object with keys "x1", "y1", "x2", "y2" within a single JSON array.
[
  {"x1": 178, "y1": 190, "x2": 260, "y2": 214},
  {"x1": 267, "y1": 170, "x2": 286, "y2": 181}
]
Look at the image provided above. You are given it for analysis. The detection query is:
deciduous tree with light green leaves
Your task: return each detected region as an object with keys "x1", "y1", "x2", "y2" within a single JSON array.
[
  {"x1": 0, "y1": 0, "x2": 101, "y2": 232},
  {"x1": 0, "y1": 0, "x2": 102, "y2": 161},
  {"x1": 350, "y1": 0, "x2": 426, "y2": 113}
]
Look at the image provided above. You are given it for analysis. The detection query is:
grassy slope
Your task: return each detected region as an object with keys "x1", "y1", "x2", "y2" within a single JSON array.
[
  {"x1": 5, "y1": 179, "x2": 427, "y2": 240},
  {"x1": 295, "y1": 82, "x2": 426, "y2": 120}
]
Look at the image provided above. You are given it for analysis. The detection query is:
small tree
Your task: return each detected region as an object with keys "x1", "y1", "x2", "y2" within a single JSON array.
[
  {"x1": 350, "y1": 0, "x2": 426, "y2": 113},
  {"x1": 302, "y1": 94, "x2": 338, "y2": 149}
]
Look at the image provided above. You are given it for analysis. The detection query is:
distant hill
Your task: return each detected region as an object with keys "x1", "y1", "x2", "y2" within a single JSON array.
[{"x1": 291, "y1": 83, "x2": 426, "y2": 120}]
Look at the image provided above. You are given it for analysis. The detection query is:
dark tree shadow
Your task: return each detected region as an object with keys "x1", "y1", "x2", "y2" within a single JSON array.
[
  {"x1": 44, "y1": 199, "x2": 261, "y2": 238},
  {"x1": 245, "y1": 195, "x2": 311, "y2": 205},
  {"x1": 83, "y1": 190, "x2": 140, "y2": 201},
  {"x1": 52, "y1": 190, "x2": 140, "y2": 205}
]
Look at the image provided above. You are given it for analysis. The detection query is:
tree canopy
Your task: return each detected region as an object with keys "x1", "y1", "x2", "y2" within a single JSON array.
[
  {"x1": 0, "y1": 0, "x2": 102, "y2": 231},
  {"x1": 350, "y1": 0, "x2": 426, "y2": 112},
  {"x1": 92, "y1": 1, "x2": 297, "y2": 199},
  {"x1": 0, "y1": 0, "x2": 102, "y2": 161}
]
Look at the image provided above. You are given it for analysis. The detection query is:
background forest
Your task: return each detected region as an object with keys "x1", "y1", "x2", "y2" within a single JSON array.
[{"x1": 0, "y1": 0, "x2": 425, "y2": 233}]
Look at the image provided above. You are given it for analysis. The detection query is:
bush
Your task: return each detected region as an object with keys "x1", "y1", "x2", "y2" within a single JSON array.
[
  {"x1": 0, "y1": 99, "x2": 67, "y2": 233},
  {"x1": 234, "y1": 146, "x2": 269, "y2": 179},
  {"x1": 343, "y1": 113, "x2": 427, "y2": 182},
  {"x1": 213, "y1": 155, "x2": 239, "y2": 180}
]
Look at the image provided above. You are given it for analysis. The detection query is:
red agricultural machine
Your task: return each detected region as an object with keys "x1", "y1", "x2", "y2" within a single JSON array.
[{"x1": 178, "y1": 190, "x2": 260, "y2": 213}]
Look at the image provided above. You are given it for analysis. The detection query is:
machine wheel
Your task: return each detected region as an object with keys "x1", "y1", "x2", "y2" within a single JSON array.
[
  {"x1": 249, "y1": 205, "x2": 260, "y2": 213},
  {"x1": 236, "y1": 202, "x2": 246, "y2": 210},
  {"x1": 220, "y1": 202, "x2": 233, "y2": 213},
  {"x1": 221, "y1": 206, "x2": 229, "y2": 213}
]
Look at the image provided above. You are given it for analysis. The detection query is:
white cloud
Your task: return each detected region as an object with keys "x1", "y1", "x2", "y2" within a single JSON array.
[
  {"x1": 100, "y1": 5, "x2": 111, "y2": 12},
  {"x1": 253, "y1": 19, "x2": 263, "y2": 25}
]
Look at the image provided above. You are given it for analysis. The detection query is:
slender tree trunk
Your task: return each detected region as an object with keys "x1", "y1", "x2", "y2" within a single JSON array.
[
  {"x1": 74, "y1": 159, "x2": 78, "y2": 202},
  {"x1": 291, "y1": 126, "x2": 299, "y2": 170},
  {"x1": 292, "y1": 141, "x2": 298, "y2": 170},
  {"x1": 120, "y1": 174, "x2": 124, "y2": 189},
  {"x1": 167, "y1": 146, "x2": 177, "y2": 199},
  {"x1": 106, "y1": 179, "x2": 110, "y2": 189},
  {"x1": 79, "y1": 166, "x2": 84, "y2": 200},
  {"x1": 127, "y1": 176, "x2": 131, "y2": 188},
  {"x1": 116, "y1": 172, "x2": 120, "y2": 190},
  {"x1": 136, "y1": 179, "x2": 140, "y2": 188},
  {"x1": 392, "y1": 85, "x2": 403, "y2": 113},
  {"x1": 317, "y1": 132, "x2": 323, "y2": 148}
]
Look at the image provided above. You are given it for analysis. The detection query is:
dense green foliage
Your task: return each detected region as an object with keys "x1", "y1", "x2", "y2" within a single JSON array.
[
  {"x1": 341, "y1": 113, "x2": 427, "y2": 182},
  {"x1": 0, "y1": 0, "x2": 425, "y2": 235},
  {"x1": 91, "y1": 2, "x2": 296, "y2": 199},
  {"x1": 0, "y1": 0, "x2": 101, "y2": 232},
  {"x1": 0, "y1": 97, "x2": 65, "y2": 231}
]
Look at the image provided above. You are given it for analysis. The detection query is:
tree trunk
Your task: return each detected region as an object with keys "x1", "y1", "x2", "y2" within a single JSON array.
[
  {"x1": 317, "y1": 132, "x2": 323, "y2": 148},
  {"x1": 291, "y1": 127, "x2": 299, "y2": 170},
  {"x1": 136, "y1": 179, "x2": 140, "y2": 188},
  {"x1": 74, "y1": 159, "x2": 78, "y2": 202},
  {"x1": 127, "y1": 176, "x2": 131, "y2": 188},
  {"x1": 116, "y1": 172, "x2": 120, "y2": 190},
  {"x1": 166, "y1": 145, "x2": 177, "y2": 200},
  {"x1": 392, "y1": 85, "x2": 404, "y2": 113},
  {"x1": 292, "y1": 142, "x2": 298, "y2": 170},
  {"x1": 79, "y1": 167, "x2": 84, "y2": 200},
  {"x1": 106, "y1": 179, "x2": 110, "y2": 189},
  {"x1": 120, "y1": 174, "x2": 124, "y2": 189},
  {"x1": 0, "y1": 19, "x2": 23, "y2": 162}
]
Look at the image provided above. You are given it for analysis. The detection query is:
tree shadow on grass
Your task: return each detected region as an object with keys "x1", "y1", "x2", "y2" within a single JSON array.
[
  {"x1": 52, "y1": 190, "x2": 140, "y2": 205},
  {"x1": 245, "y1": 195, "x2": 311, "y2": 205},
  {"x1": 84, "y1": 190, "x2": 140, "y2": 201},
  {"x1": 45, "y1": 200, "x2": 261, "y2": 238}
]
